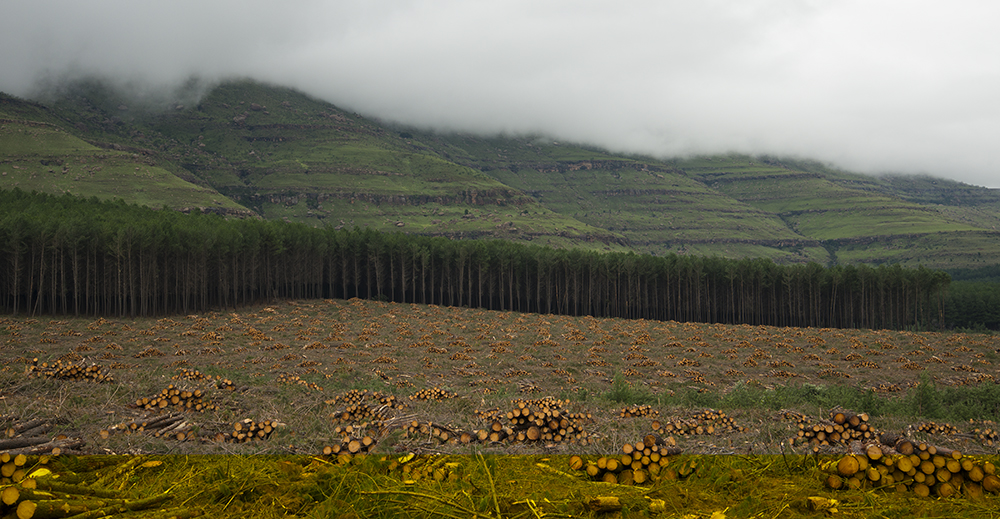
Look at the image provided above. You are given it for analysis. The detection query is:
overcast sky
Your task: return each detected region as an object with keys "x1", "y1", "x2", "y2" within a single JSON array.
[{"x1": 3, "y1": 1, "x2": 999, "y2": 188}]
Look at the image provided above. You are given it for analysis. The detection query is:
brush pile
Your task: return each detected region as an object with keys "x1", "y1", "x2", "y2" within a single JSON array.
[
  {"x1": 27, "y1": 358, "x2": 113, "y2": 383},
  {"x1": 569, "y1": 435, "x2": 682, "y2": 485},
  {"x1": 822, "y1": 434, "x2": 1000, "y2": 498}
]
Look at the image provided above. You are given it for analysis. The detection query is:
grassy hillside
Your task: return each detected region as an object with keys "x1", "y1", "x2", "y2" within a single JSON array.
[
  {"x1": 0, "y1": 95, "x2": 249, "y2": 214},
  {"x1": 673, "y1": 155, "x2": 1000, "y2": 268},
  {"x1": 3, "y1": 79, "x2": 1000, "y2": 269},
  {"x1": 406, "y1": 134, "x2": 818, "y2": 259}
]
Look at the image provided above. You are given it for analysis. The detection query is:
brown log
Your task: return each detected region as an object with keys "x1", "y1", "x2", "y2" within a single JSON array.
[
  {"x1": 864, "y1": 443, "x2": 883, "y2": 461},
  {"x1": 0, "y1": 437, "x2": 50, "y2": 451},
  {"x1": 4, "y1": 437, "x2": 85, "y2": 456}
]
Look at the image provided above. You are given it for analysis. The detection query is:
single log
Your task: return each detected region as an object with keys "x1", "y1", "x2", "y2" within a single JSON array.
[
  {"x1": 2, "y1": 485, "x2": 20, "y2": 506},
  {"x1": 837, "y1": 455, "x2": 860, "y2": 477},
  {"x1": 11, "y1": 419, "x2": 48, "y2": 435},
  {"x1": 5, "y1": 438, "x2": 86, "y2": 457},
  {"x1": 0, "y1": 437, "x2": 50, "y2": 451},
  {"x1": 33, "y1": 480, "x2": 120, "y2": 499}
]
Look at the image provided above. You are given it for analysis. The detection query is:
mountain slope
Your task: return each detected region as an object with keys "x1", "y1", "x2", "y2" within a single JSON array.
[
  {"x1": 0, "y1": 95, "x2": 249, "y2": 214},
  {"x1": 2, "y1": 79, "x2": 1000, "y2": 269}
]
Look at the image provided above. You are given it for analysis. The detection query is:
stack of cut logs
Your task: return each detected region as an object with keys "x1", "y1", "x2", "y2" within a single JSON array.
[
  {"x1": 823, "y1": 434, "x2": 1000, "y2": 498},
  {"x1": 650, "y1": 409, "x2": 745, "y2": 437},
  {"x1": 403, "y1": 397, "x2": 593, "y2": 446},
  {"x1": 970, "y1": 420, "x2": 999, "y2": 446},
  {"x1": 325, "y1": 390, "x2": 406, "y2": 426},
  {"x1": 1, "y1": 451, "x2": 31, "y2": 486},
  {"x1": 326, "y1": 389, "x2": 405, "y2": 409},
  {"x1": 619, "y1": 404, "x2": 658, "y2": 418},
  {"x1": 1, "y1": 454, "x2": 186, "y2": 518},
  {"x1": 171, "y1": 367, "x2": 236, "y2": 392},
  {"x1": 329, "y1": 403, "x2": 392, "y2": 425},
  {"x1": 275, "y1": 373, "x2": 323, "y2": 391},
  {"x1": 135, "y1": 385, "x2": 217, "y2": 412},
  {"x1": 474, "y1": 398, "x2": 593, "y2": 445},
  {"x1": 1, "y1": 419, "x2": 83, "y2": 456},
  {"x1": 322, "y1": 435, "x2": 377, "y2": 457},
  {"x1": 408, "y1": 387, "x2": 458, "y2": 401},
  {"x1": 224, "y1": 418, "x2": 282, "y2": 443},
  {"x1": 790, "y1": 409, "x2": 876, "y2": 449},
  {"x1": 915, "y1": 421, "x2": 961, "y2": 436},
  {"x1": 107, "y1": 413, "x2": 196, "y2": 442},
  {"x1": 27, "y1": 358, "x2": 113, "y2": 383},
  {"x1": 569, "y1": 435, "x2": 682, "y2": 485}
]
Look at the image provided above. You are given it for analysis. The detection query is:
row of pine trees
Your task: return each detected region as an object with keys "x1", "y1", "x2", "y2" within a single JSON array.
[{"x1": 0, "y1": 189, "x2": 970, "y2": 330}]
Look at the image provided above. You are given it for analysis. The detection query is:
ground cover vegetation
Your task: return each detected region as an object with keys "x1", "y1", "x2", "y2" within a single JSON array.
[{"x1": 3, "y1": 299, "x2": 1000, "y2": 517}]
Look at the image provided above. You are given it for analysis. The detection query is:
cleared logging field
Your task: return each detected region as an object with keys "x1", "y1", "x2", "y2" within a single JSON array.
[{"x1": 3, "y1": 298, "x2": 1000, "y2": 457}]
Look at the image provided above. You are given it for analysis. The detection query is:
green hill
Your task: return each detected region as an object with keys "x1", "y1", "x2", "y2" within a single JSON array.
[{"x1": 2, "y1": 79, "x2": 999, "y2": 269}]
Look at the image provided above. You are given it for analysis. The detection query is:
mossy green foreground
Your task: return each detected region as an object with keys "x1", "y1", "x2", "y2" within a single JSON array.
[{"x1": 4, "y1": 453, "x2": 1000, "y2": 518}]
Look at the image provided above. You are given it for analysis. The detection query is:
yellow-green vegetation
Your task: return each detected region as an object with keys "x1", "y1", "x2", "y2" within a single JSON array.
[{"x1": 3, "y1": 452, "x2": 1000, "y2": 518}]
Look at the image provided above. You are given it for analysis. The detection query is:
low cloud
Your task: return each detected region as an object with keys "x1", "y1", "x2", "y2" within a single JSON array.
[{"x1": 3, "y1": 0, "x2": 999, "y2": 187}]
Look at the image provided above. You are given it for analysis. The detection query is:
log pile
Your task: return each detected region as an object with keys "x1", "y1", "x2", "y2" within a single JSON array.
[
  {"x1": 325, "y1": 389, "x2": 406, "y2": 411},
  {"x1": 650, "y1": 409, "x2": 745, "y2": 437},
  {"x1": 619, "y1": 404, "x2": 658, "y2": 419},
  {"x1": 172, "y1": 367, "x2": 236, "y2": 391},
  {"x1": 970, "y1": 420, "x2": 999, "y2": 446},
  {"x1": 323, "y1": 434, "x2": 377, "y2": 457},
  {"x1": 0, "y1": 420, "x2": 84, "y2": 456},
  {"x1": 329, "y1": 403, "x2": 393, "y2": 425},
  {"x1": 790, "y1": 409, "x2": 876, "y2": 449},
  {"x1": 27, "y1": 358, "x2": 113, "y2": 383},
  {"x1": 223, "y1": 419, "x2": 283, "y2": 443},
  {"x1": 1, "y1": 454, "x2": 183, "y2": 519},
  {"x1": 823, "y1": 436, "x2": 1000, "y2": 498},
  {"x1": 473, "y1": 397, "x2": 593, "y2": 445},
  {"x1": 408, "y1": 387, "x2": 458, "y2": 401},
  {"x1": 915, "y1": 421, "x2": 961, "y2": 436},
  {"x1": 135, "y1": 385, "x2": 217, "y2": 412},
  {"x1": 276, "y1": 372, "x2": 323, "y2": 391},
  {"x1": 569, "y1": 436, "x2": 682, "y2": 486},
  {"x1": 106, "y1": 413, "x2": 196, "y2": 442}
]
